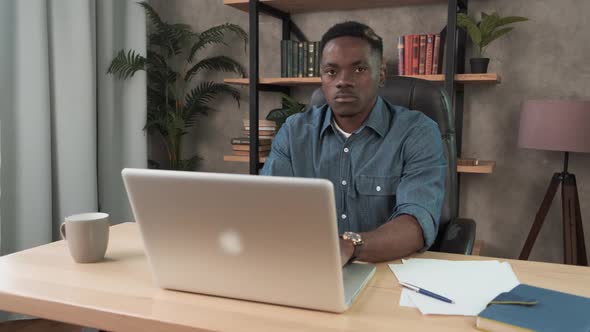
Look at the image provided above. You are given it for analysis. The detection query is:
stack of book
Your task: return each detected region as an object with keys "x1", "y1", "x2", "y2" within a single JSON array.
[
  {"x1": 242, "y1": 119, "x2": 277, "y2": 139},
  {"x1": 280, "y1": 40, "x2": 320, "y2": 78},
  {"x1": 230, "y1": 137, "x2": 272, "y2": 158},
  {"x1": 227, "y1": 120, "x2": 277, "y2": 160},
  {"x1": 397, "y1": 33, "x2": 445, "y2": 76}
]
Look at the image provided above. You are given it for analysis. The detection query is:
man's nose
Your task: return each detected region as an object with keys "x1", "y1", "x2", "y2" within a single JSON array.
[{"x1": 336, "y1": 71, "x2": 355, "y2": 89}]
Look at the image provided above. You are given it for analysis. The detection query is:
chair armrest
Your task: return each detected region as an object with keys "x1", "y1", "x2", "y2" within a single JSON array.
[{"x1": 438, "y1": 218, "x2": 476, "y2": 255}]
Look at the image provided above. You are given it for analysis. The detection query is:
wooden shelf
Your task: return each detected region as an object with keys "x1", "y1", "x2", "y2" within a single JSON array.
[
  {"x1": 407, "y1": 73, "x2": 501, "y2": 83},
  {"x1": 224, "y1": 0, "x2": 446, "y2": 14},
  {"x1": 224, "y1": 155, "x2": 268, "y2": 163},
  {"x1": 224, "y1": 74, "x2": 501, "y2": 86},
  {"x1": 225, "y1": 77, "x2": 321, "y2": 86},
  {"x1": 225, "y1": 155, "x2": 496, "y2": 174},
  {"x1": 457, "y1": 160, "x2": 496, "y2": 174}
]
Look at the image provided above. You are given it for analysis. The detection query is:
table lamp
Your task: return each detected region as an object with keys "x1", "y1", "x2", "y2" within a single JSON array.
[{"x1": 517, "y1": 100, "x2": 590, "y2": 265}]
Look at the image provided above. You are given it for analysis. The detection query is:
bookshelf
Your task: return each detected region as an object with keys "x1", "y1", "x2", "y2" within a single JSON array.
[
  {"x1": 224, "y1": 73, "x2": 501, "y2": 86},
  {"x1": 223, "y1": 0, "x2": 498, "y2": 183}
]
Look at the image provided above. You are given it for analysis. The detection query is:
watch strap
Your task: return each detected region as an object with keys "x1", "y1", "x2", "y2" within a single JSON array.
[{"x1": 345, "y1": 246, "x2": 358, "y2": 266}]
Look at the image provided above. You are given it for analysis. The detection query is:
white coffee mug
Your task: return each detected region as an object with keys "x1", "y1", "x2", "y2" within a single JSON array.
[{"x1": 60, "y1": 212, "x2": 110, "y2": 263}]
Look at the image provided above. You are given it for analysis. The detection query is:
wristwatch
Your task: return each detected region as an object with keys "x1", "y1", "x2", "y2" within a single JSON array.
[{"x1": 341, "y1": 231, "x2": 364, "y2": 264}]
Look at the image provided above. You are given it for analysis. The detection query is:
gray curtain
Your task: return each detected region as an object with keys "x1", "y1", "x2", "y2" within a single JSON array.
[{"x1": 0, "y1": 0, "x2": 146, "y2": 321}]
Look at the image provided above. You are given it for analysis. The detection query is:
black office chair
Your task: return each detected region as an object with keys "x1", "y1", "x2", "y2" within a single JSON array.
[{"x1": 309, "y1": 76, "x2": 476, "y2": 255}]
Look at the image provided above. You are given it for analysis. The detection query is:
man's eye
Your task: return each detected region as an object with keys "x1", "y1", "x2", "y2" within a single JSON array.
[
  {"x1": 324, "y1": 70, "x2": 336, "y2": 76},
  {"x1": 356, "y1": 67, "x2": 367, "y2": 73}
]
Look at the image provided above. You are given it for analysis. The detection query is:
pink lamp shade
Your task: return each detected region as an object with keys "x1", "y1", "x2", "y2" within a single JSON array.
[{"x1": 518, "y1": 100, "x2": 590, "y2": 153}]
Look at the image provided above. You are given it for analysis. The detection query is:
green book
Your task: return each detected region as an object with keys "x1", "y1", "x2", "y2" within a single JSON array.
[
  {"x1": 280, "y1": 40, "x2": 287, "y2": 77},
  {"x1": 314, "y1": 41, "x2": 320, "y2": 77},
  {"x1": 307, "y1": 41, "x2": 315, "y2": 77},
  {"x1": 291, "y1": 40, "x2": 298, "y2": 77},
  {"x1": 477, "y1": 284, "x2": 590, "y2": 332},
  {"x1": 297, "y1": 41, "x2": 304, "y2": 77}
]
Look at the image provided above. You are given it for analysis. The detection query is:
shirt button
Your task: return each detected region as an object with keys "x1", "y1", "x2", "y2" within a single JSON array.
[
  {"x1": 376, "y1": 186, "x2": 382, "y2": 192},
  {"x1": 341, "y1": 180, "x2": 347, "y2": 186},
  {"x1": 341, "y1": 214, "x2": 347, "y2": 220},
  {"x1": 343, "y1": 147, "x2": 350, "y2": 153}
]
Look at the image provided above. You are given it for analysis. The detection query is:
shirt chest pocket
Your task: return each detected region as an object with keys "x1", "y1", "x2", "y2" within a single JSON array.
[{"x1": 353, "y1": 175, "x2": 399, "y2": 230}]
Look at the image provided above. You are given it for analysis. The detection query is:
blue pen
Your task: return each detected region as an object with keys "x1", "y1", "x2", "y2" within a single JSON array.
[{"x1": 399, "y1": 281, "x2": 454, "y2": 304}]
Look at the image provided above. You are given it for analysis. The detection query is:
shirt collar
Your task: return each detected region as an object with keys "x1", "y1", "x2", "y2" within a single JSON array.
[
  {"x1": 320, "y1": 96, "x2": 388, "y2": 138},
  {"x1": 320, "y1": 105, "x2": 334, "y2": 137},
  {"x1": 363, "y1": 96, "x2": 388, "y2": 137}
]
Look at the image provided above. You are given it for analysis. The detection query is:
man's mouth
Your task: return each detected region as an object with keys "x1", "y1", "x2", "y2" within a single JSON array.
[{"x1": 334, "y1": 94, "x2": 358, "y2": 102}]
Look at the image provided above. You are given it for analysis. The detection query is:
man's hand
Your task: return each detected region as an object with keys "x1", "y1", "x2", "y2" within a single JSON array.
[{"x1": 339, "y1": 238, "x2": 355, "y2": 266}]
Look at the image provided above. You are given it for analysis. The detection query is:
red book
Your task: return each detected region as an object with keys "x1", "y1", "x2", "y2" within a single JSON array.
[
  {"x1": 404, "y1": 34, "x2": 412, "y2": 75},
  {"x1": 411, "y1": 34, "x2": 420, "y2": 75},
  {"x1": 418, "y1": 35, "x2": 427, "y2": 75},
  {"x1": 425, "y1": 34, "x2": 434, "y2": 75},
  {"x1": 432, "y1": 34, "x2": 442, "y2": 74}
]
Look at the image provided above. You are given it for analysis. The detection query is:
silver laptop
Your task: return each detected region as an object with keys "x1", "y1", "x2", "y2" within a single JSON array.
[{"x1": 121, "y1": 168, "x2": 375, "y2": 313}]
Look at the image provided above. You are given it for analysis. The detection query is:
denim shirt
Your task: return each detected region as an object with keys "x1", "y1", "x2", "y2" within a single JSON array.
[{"x1": 260, "y1": 97, "x2": 447, "y2": 249}]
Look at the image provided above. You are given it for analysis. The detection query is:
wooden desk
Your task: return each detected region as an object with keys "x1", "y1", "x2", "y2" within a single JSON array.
[{"x1": 0, "y1": 223, "x2": 588, "y2": 331}]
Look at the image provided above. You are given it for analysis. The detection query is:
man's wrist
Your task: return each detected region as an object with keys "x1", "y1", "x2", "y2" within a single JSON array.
[{"x1": 341, "y1": 231, "x2": 364, "y2": 263}]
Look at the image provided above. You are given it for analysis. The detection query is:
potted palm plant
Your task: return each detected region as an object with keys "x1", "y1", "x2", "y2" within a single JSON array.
[
  {"x1": 108, "y1": 2, "x2": 247, "y2": 170},
  {"x1": 457, "y1": 12, "x2": 528, "y2": 73}
]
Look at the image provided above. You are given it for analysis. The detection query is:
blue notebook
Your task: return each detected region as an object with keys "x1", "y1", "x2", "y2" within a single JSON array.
[{"x1": 477, "y1": 284, "x2": 590, "y2": 332}]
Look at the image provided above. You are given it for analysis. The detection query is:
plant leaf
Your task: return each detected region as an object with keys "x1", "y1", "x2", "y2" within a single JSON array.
[
  {"x1": 496, "y1": 16, "x2": 529, "y2": 27},
  {"x1": 457, "y1": 13, "x2": 482, "y2": 46},
  {"x1": 149, "y1": 23, "x2": 194, "y2": 57},
  {"x1": 176, "y1": 155, "x2": 202, "y2": 171},
  {"x1": 265, "y1": 94, "x2": 306, "y2": 131},
  {"x1": 107, "y1": 50, "x2": 146, "y2": 79},
  {"x1": 146, "y1": 50, "x2": 178, "y2": 84},
  {"x1": 185, "y1": 81, "x2": 240, "y2": 109},
  {"x1": 184, "y1": 56, "x2": 246, "y2": 81},
  {"x1": 479, "y1": 13, "x2": 500, "y2": 40},
  {"x1": 188, "y1": 23, "x2": 248, "y2": 63},
  {"x1": 183, "y1": 82, "x2": 241, "y2": 129},
  {"x1": 138, "y1": 1, "x2": 164, "y2": 30},
  {"x1": 481, "y1": 27, "x2": 513, "y2": 47}
]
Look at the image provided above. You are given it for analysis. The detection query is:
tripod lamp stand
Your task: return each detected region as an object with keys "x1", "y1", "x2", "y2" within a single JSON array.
[{"x1": 517, "y1": 100, "x2": 590, "y2": 266}]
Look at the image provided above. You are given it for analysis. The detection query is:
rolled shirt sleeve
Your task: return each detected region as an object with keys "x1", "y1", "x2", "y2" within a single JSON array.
[{"x1": 389, "y1": 121, "x2": 447, "y2": 250}]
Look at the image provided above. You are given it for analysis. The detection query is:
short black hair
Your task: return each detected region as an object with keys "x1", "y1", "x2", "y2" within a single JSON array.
[{"x1": 319, "y1": 21, "x2": 383, "y2": 60}]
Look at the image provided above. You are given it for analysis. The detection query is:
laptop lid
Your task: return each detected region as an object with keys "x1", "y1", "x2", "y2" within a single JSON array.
[{"x1": 122, "y1": 168, "x2": 348, "y2": 312}]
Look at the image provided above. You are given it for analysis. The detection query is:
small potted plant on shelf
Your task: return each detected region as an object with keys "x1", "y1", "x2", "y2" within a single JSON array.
[
  {"x1": 457, "y1": 12, "x2": 528, "y2": 73},
  {"x1": 265, "y1": 94, "x2": 307, "y2": 131}
]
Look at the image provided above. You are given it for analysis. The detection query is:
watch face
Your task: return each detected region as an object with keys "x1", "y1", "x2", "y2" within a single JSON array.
[{"x1": 344, "y1": 231, "x2": 363, "y2": 245}]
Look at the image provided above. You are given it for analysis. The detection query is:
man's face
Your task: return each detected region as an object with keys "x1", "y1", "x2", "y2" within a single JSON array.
[{"x1": 320, "y1": 36, "x2": 384, "y2": 119}]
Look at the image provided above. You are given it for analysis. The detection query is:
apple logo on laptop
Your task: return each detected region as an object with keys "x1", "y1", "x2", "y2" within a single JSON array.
[{"x1": 218, "y1": 229, "x2": 243, "y2": 255}]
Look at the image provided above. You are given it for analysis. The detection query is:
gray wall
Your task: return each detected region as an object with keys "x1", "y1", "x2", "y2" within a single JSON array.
[{"x1": 150, "y1": 0, "x2": 590, "y2": 264}]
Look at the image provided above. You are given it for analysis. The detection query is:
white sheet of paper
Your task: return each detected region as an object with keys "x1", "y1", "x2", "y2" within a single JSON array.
[
  {"x1": 400, "y1": 289, "x2": 415, "y2": 307},
  {"x1": 390, "y1": 263, "x2": 417, "y2": 308},
  {"x1": 389, "y1": 259, "x2": 520, "y2": 316}
]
